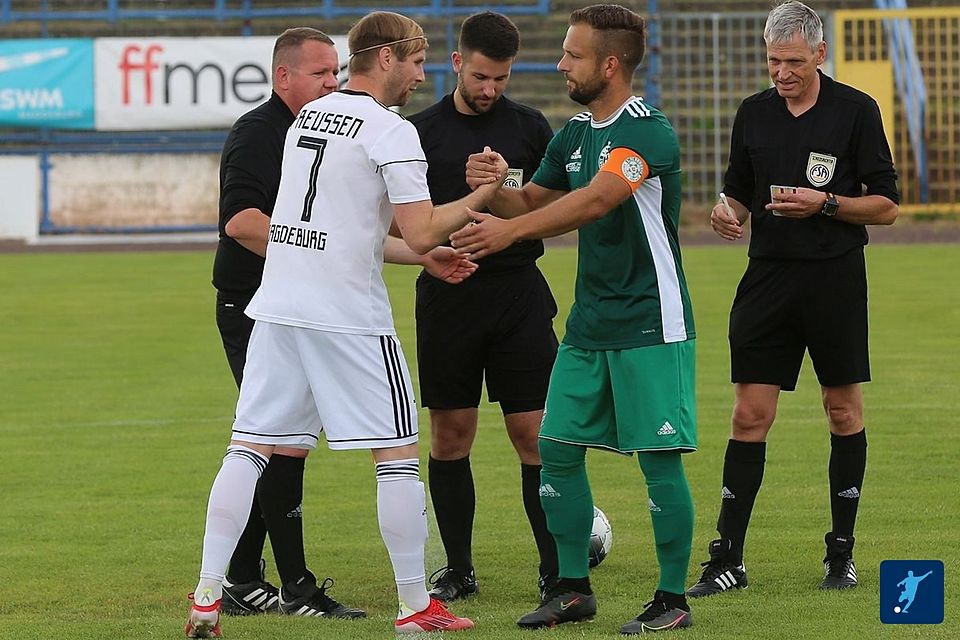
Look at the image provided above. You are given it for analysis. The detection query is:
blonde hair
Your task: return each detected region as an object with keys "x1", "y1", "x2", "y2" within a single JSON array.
[{"x1": 348, "y1": 12, "x2": 428, "y2": 74}]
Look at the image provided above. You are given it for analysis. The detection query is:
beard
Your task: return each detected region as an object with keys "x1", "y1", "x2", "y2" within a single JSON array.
[
  {"x1": 568, "y1": 70, "x2": 606, "y2": 106},
  {"x1": 384, "y1": 74, "x2": 413, "y2": 107},
  {"x1": 456, "y1": 77, "x2": 495, "y2": 114}
]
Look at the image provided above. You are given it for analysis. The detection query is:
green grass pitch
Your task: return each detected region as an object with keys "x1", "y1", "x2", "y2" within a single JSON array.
[{"x1": 0, "y1": 243, "x2": 956, "y2": 639}]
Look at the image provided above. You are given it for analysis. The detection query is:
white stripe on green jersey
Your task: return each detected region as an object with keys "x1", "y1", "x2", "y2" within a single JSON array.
[{"x1": 531, "y1": 96, "x2": 695, "y2": 349}]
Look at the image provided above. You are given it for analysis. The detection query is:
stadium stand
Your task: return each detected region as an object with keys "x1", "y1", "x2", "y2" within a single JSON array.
[{"x1": 1, "y1": 0, "x2": 956, "y2": 237}]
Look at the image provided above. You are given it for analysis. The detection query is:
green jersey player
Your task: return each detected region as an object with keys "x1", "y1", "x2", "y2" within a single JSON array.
[{"x1": 451, "y1": 4, "x2": 696, "y2": 634}]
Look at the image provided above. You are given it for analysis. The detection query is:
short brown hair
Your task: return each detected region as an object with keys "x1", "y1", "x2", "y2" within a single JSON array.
[
  {"x1": 348, "y1": 11, "x2": 428, "y2": 74},
  {"x1": 569, "y1": 4, "x2": 646, "y2": 78},
  {"x1": 459, "y1": 12, "x2": 519, "y2": 61},
  {"x1": 272, "y1": 27, "x2": 334, "y2": 70}
]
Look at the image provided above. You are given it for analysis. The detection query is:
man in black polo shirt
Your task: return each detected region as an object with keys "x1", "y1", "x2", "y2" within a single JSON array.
[
  {"x1": 408, "y1": 12, "x2": 560, "y2": 603},
  {"x1": 211, "y1": 26, "x2": 475, "y2": 623},
  {"x1": 685, "y1": 1, "x2": 898, "y2": 598}
]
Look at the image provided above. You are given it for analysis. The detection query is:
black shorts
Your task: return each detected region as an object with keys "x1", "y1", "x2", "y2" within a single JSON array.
[
  {"x1": 215, "y1": 291, "x2": 255, "y2": 389},
  {"x1": 415, "y1": 266, "x2": 559, "y2": 414},
  {"x1": 729, "y1": 248, "x2": 870, "y2": 391}
]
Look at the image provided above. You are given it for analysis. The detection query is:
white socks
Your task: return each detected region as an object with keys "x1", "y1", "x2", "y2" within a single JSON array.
[
  {"x1": 376, "y1": 458, "x2": 430, "y2": 614},
  {"x1": 195, "y1": 445, "x2": 269, "y2": 600},
  {"x1": 195, "y1": 451, "x2": 429, "y2": 614}
]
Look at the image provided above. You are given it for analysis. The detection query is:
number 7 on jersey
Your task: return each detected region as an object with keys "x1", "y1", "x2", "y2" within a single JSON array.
[{"x1": 297, "y1": 135, "x2": 327, "y2": 223}]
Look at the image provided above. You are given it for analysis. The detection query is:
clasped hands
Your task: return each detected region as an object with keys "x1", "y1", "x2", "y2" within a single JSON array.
[{"x1": 449, "y1": 146, "x2": 516, "y2": 261}]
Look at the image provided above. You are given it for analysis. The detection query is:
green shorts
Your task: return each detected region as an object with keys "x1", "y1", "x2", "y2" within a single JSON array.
[{"x1": 540, "y1": 340, "x2": 697, "y2": 453}]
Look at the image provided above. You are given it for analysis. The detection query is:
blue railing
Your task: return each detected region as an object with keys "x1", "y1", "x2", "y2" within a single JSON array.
[{"x1": 0, "y1": 0, "x2": 551, "y2": 37}]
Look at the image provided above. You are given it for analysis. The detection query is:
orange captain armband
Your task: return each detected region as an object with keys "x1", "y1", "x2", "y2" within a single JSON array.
[{"x1": 599, "y1": 147, "x2": 650, "y2": 190}]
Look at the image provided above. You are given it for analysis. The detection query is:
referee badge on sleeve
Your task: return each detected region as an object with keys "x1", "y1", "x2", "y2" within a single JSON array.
[
  {"x1": 807, "y1": 152, "x2": 836, "y2": 187},
  {"x1": 504, "y1": 168, "x2": 523, "y2": 189}
]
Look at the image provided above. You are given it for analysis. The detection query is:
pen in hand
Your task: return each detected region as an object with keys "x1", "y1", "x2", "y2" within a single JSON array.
[
  {"x1": 715, "y1": 192, "x2": 744, "y2": 241},
  {"x1": 719, "y1": 192, "x2": 735, "y2": 218}
]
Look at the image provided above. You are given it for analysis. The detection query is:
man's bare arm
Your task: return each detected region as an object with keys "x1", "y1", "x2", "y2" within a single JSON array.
[
  {"x1": 393, "y1": 154, "x2": 508, "y2": 254},
  {"x1": 450, "y1": 171, "x2": 632, "y2": 260},
  {"x1": 225, "y1": 208, "x2": 270, "y2": 257}
]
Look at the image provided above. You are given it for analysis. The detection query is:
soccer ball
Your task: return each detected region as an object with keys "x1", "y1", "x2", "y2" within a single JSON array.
[{"x1": 588, "y1": 506, "x2": 613, "y2": 568}]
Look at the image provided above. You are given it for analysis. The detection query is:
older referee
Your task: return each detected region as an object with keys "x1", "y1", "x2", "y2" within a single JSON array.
[{"x1": 687, "y1": 1, "x2": 898, "y2": 599}]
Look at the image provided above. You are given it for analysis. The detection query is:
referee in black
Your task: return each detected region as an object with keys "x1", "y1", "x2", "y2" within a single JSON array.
[
  {"x1": 409, "y1": 12, "x2": 560, "y2": 603},
  {"x1": 212, "y1": 27, "x2": 363, "y2": 619},
  {"x1": 686, "y1": 1, "x2": 898, "y2": 599}
]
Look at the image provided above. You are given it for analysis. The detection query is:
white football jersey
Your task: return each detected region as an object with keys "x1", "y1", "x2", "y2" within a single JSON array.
[{"x1": 245, "y1": 90, "x2": 430, "y2": 334}]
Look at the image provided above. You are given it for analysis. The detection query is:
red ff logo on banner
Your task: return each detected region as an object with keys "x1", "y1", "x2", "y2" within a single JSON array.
[
  {"x1": 94, "y1": 36, "x2": 348, "y2": 131},
  {"x1": 119, "y1": 44, "x2": 163, "y2": 105}
]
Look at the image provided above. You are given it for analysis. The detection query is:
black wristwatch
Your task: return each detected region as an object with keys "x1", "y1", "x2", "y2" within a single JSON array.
[{"x1": 820, "y1": 192, "x2": 839, "y2": 218}]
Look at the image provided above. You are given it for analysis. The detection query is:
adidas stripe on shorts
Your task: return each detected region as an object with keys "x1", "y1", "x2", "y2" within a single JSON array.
[{"x1": 231, "y1": 321, "x2": 418, "y2": 450}]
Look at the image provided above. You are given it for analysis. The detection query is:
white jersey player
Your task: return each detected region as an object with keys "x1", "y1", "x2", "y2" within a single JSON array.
[
  {"x1": 248, "y1": 89, "x2": 431, "y2": 335},
  {"x1": 186, "y1": 11, "x2": 507, "y2": 639}
]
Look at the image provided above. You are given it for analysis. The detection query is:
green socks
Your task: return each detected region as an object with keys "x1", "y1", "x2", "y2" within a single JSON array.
[
  {"x1": 538, "y1": 438, "x2": 592, "y2": 579},
  {"x1": 538, "y1": 439, "x2": 694, "y2": 595},
  {"x1": 638, "y1": 451, "x2": 694, "y2": 595}
]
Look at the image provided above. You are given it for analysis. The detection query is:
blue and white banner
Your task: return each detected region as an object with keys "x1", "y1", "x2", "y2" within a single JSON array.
[{"x1": 0, "y1": 39, "x2": 95, "y2": 129}]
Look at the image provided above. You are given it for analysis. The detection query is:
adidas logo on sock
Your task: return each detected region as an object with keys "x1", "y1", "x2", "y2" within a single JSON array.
[
  {"x1": 648, "y1": 498, "x2": 661, "y2": 512},
  {"x1": 657, "y1": 421, "x2": 677, "y2": 436},
  {"x1": 287, "y1": 504, "x2": 303, "y2": 518},
  {"x1": 721, "y1": 486, "x2": 736, "y2": 499},
  {"x1": 539, "y1": 483, "x2": 561, "y2": 498},
  {"x1": 837, "y1": 487, "x2": 860, "y2": 499}
]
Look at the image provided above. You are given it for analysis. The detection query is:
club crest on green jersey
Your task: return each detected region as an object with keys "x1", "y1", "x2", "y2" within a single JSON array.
[{"x1": 598, "y1": 141, "x2": 612, "y2": 167}]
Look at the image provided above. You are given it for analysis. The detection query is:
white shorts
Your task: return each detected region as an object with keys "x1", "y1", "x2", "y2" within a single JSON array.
[{"x1": 232, "y1": 322, "x2": 418, "y2": 451}]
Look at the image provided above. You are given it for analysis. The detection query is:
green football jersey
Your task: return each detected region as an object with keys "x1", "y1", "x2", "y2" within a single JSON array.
[{"x1": 532, "y1": 96, "x2": 695, "y2": 350}]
